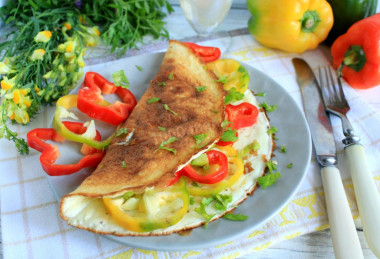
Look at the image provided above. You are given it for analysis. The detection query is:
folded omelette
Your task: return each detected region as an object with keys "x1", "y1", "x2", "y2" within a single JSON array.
[{"x1": 60, "y1": 40, "x2": 273, "y2": 236}]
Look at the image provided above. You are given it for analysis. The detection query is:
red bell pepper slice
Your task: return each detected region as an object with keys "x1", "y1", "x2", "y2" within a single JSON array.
[
  {"x1": 77, "y1": 72, "x2": 137, "y2": 125},
  {"x1": 170, "y1": 150, "x2": 228, "y2": 185},
  {"x1": 184, "y1": 42, "x2": 221, "y2": 62},
  {"x1": 83, "y1": 72, "x2": 117, "y2": 94},
  {"x1": 27, "y1": 121, "x2": 104, "y2": 176},
  {"x1": 226, "y1": 102, "x2": 259, "y2": 130}
]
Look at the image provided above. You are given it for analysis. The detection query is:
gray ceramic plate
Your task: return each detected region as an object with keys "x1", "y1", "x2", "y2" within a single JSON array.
[{"x1": 47, "y1": 52, "x2": 311, "y2": 251}]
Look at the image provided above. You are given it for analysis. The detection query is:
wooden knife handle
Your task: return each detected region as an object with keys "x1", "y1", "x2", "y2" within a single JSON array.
[
  {"x1": 321, "y1": 166, "x2": 363, "y2": 259},
  {"x1": 345, "y1": 144, "x2": 380, "y2": 257}
]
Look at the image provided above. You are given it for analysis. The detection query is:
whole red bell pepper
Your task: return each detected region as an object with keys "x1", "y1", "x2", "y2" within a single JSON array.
[
  {"x1": 27, "y1": 121, "x2": 104, "y2": 176},
  {"x1": 331, "y1": 13, "x2": 380, "y2": 89},
  {"x1": 77, "y1": 72, "x2": 137, "y2": 125},
  {"x1": 170, "y1": 150, "x2": 228, "y2": 185},
  {"x1": 184, "y1": 42, "x2": 221, "y2": 62},
  {"x1": 226, "y1": 102, "x2": 259, "y2": 130}
]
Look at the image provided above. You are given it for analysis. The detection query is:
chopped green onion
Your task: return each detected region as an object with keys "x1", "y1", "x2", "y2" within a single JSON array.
[
  {"x1": 280, "y1": 144, "x2": 287, "y2": 153},
  {"x1": 136, "y1": 65, "x2": 143, "y2": 71},
  {"x1": 121, "y1": 161, "x2": 127, "y2": 168},
  {"x1": 158, "y1": 82, "x2": 166, "y2": 86},
  {"x1": 168, "y1": 72, "x2": 174, "y2": 80}
]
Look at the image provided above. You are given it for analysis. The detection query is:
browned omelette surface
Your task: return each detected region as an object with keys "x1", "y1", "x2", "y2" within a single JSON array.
[{"x1": 68, "y1": 40, "x2": 226, "y2": 197}]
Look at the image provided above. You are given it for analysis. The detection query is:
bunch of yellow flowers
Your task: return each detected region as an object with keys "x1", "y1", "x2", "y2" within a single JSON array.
[{"x1": 0, "y1": 21, "x2": 101, "y2": 154}]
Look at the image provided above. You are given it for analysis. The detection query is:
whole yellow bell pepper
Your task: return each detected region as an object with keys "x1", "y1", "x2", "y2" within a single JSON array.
[{"x1": 247, "y1": 0, "x2": 334, "y2": 53}]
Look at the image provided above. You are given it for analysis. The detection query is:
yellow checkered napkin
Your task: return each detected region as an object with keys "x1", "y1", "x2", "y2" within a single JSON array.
[{"x1": 1, "y1": 34, "x2": 380, "y2": 259}]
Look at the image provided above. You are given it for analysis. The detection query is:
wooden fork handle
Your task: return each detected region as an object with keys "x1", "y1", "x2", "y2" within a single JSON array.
[{"x1": 345, "y1": 144, "x2": 380, "y2": 257}]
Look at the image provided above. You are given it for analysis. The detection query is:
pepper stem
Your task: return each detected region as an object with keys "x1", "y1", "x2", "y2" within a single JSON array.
[
  {"x1": 300, "y1": 10, "x2": 321, "y2": 33},
  {"x1": 343, "y1": 45, "x2": 366, "y2": 72}
]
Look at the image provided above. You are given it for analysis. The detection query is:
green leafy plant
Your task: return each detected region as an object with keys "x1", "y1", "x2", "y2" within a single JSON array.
[{"x1": 0, "y1": 0, "x2": 173, "y2": 154}]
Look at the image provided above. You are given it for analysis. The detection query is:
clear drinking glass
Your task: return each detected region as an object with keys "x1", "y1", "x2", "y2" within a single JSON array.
[{"x1": 179, "y1": 0, "x2": 233, "y2": 37}]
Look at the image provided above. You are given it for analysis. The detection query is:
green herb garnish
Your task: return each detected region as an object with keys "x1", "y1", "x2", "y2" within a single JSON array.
[
  {"x1": 225, "y1": 87, "x2": 244, "y2": 105},
  {"x1": 280, "y1": 144, "x2": 287, "y2": 153},
  {"x1": 136, "y1": 65, "x2": 143, "y2": 71},
  {"x1": 260, "y1": 102, "x2": 277, "y2": 112},
  {"x1": 239, "y1": 141, "x2": 260, "y2": 158},
  {"x1": 258, "y1": 160, "x2": 281, "y2": 189},
  {"x1": 154, "y1": 136, "x2": 178, "y2": 154},
  {"x1": 193, "y1": 133, "x2": 208, "y2": 148},
  {"x1": 258, "y1": 171, "x2": 281, "y2": 189},
  {"x1": 223, "y1": 213, "x2": 249, "y2": 221},
  {"x1": 195, "y1": 197, "x2": 216, "y2": 228},
  {"x1": 287, "y1": 163, "x2": 293, "y2": 168},
  {"x1": 189, "y1": 197, "x2": 195, "y2": 205},
  {"x1": 211, "y1": 194, "x2": 232, "y2": 211},
  {"x1": 196, "y1": 86, "x2": 207, "y2": 92},
  {"x1": 267, "y1": 126, "x2": 278, "y2": 135},
  {"x1": 256, "y1": 92, "x2": 266, "y2": 97},
  {"x1": 158, "y1": 82, "x2": 166, "y2": 86},
  {"x1": 147, "y1": 97, "x2": 160, "y2": 104},
  {"x1": 216, "y1": 75, "x2": 227, "y2": 84},
  {"x1": 121, "y1": 161, "x2": 127, "y2": 168},
  {"x1": 168, "y1": 72, "x2": 174, "y2": 80},
  {"x1": 157, "y1": 126, "x2": 166, "y2": 131},
  {"x1": 192, "y1": 181, "x2": 200, "y2": 187},
  {"x1": 112, "y1": 70, "x2": 130, "y2": 88},
  {"x1": 164, "y1": 104, "x2": 178, "y2": 116},
  {"x1": 116, "y1": 128, "x2": 128, "y2": 137},
  {"x1": 220, "y1": 128, "x2": 238, "y2": 142},
  {"x1": 221, "y1": 119, "x2": 232, "y2": 129}
]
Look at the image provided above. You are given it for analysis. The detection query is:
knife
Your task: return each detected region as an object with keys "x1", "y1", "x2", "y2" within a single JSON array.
[{"x1": 292, "y1": 58, "x2": 363, "y2": 259}]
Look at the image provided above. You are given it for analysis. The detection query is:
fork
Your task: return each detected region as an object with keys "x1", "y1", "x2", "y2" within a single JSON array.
[{"x1": 319, "y1": 66, "x2": 380, "y2": 258}]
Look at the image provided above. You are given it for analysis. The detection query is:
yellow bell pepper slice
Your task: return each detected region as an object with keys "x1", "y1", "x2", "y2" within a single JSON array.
[
  {"x1": 103, "y1": 179, "x2": 189, "y2": 232},
  {"x1": 207, "y1": 59, "x2": 249, "y2": 94},
  {"x1": 187, "y1": 145, "x2": 244, "y2": 196}
]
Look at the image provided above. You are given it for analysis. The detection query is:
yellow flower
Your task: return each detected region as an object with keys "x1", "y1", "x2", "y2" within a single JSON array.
[
  {"x1": 30, "y1": 49, "x2": 46, "y2": 61},
  {"x1": 64, "y1": 22, "x2": 72, "y2": 30},
  {"x1": 34, "y1": 31, "x2": 52, "y2": 43},
  {"x1": 1, "y1": 76, "x2": 15, "y2": 90},
  {"x1": 0, "y1": 62, "x2": 11, "y2": 74},
  {"x1": 14, "y1": 107, "x2": 29, "y2": 124},
  {"x1": 12, "y1": 89, "x2": 21, "y2": 104}
]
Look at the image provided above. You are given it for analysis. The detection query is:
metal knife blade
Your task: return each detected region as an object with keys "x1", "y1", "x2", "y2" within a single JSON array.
[
  {"x1": 292, "y1": 58, "x2": 336, "y2": 167},
  {"x1": 292, "y1": 58, "x2": 363, "y2": 259}
]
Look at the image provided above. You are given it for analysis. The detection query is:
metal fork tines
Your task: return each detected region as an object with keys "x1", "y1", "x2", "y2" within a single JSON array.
[{"x1": 318, "y1": 66, "x2": 359, "y2": 145}]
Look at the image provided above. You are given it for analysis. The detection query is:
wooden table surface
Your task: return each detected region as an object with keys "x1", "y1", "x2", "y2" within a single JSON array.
[{"x1": 1, "y1": 3, "x2": 380, "y2": 259}]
